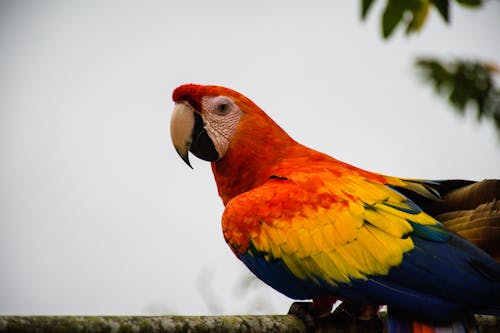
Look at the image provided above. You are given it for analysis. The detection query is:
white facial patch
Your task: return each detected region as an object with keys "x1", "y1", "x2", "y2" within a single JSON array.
[{"x1": 201, "y1": 96, "x2": 243, "y2": 159}]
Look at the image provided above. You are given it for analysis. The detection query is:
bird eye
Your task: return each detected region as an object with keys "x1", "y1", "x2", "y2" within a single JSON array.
[{"x1": 216, "y1": 102, "x2": 230, "y2": 115}]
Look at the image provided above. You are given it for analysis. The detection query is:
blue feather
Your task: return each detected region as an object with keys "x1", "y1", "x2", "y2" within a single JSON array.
[
  {"x1": 407, "y1": 220, "x2": 450, "y2": 242},
  {"x1": 238, "y1": 253, "x2": 324, "y2": 299},
  {"x1": 238, "y1": 228, "x2": 500, "y2": 323}
]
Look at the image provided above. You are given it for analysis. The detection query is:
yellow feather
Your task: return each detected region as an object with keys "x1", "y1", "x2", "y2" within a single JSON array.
[
  {"x1": 326, "y1": 209, "x2": 359, "y2": 244},
  {"x1": 321, "y1": 223, "x2": 340, "y2": 246},
  {"x1": 225, "y1": 170, "x2": 429, "y2": 289},
  {"x1": 281, "y1": 228, "x2": 300, "y2": 256},
  {"x1": 376, "y1": 202, "x2": 437, "y2": 226},
  {"x1": 334, "y1": 244, "x2": 369, "y2": 279},
  {"x1": 281, "y1": 254, "x2": 309, "y2": 280},
  {"x1": 297, "y1": 228, "x2": 313, "y2": 258},
  {"x1": 267, "y1": 238, "x2": 282, "y2": 260},
  {"x1": 364, "y1": 224, "x2": 412, "y2": 267},
  {"x1": 322, "y1": 251, "x2": 352, "y2": 283},
  {"x1": 310, "y1": 252, "x2": 340, "y2": 285},
  {"x1": 310, "y1": 228, "x2": 327, "y2": 255},
  {"x1": 262, "y1": 224, "x2": 287, "y2": 246},
  {"x1": 363, "y1": 207, "x2": 413, "y2": 238}
]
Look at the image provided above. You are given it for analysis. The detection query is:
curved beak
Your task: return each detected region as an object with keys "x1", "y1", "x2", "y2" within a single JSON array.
[
  {"x1": 170, "y1": 102, "x2": 195, "y2": 168},
  {"x1": 170, "y1": 102, "x2": 219, "y2": 168}
]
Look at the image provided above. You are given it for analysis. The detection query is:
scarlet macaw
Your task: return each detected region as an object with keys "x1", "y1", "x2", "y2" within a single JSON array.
[{"x1": 170, "y1": 83, "x2": 500, "y2": 332}]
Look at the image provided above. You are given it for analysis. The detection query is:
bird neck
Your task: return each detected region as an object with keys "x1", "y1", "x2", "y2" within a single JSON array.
[{"x1": 211, "y1": 114, "x2": 297, "y2": 205}]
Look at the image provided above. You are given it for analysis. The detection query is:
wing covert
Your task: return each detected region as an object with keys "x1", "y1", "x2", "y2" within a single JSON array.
[{"x1": 222, "y1": 171, "x2": 440, "y2": 288}]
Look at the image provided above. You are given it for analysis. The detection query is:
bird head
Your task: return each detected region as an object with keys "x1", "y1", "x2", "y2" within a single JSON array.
[
  {"x1": 170, "y1": 84, "x2": 246, "y2": 168},
  {"x1": 170, "y1": 83, "x2": 291, "y2": 168},
  {"x1": 170, "y1": 83, "x2": 296, "y2": 202}
]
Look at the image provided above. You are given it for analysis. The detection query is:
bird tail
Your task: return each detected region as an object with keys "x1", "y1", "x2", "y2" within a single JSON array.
[
  {"x1": 390, "y1": 179, "x2": 500, "y2": 261},
  {"x1": 387, "y1": 311, "x2": 478, "y2": 333}
]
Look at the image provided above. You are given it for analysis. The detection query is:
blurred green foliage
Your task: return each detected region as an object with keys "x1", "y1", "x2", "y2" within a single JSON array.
[
  {"x1": 416, "y1": 59, "x2": 500, "y2": 132},
  {"x1": 361, "y1": 0, "x2": 482, "y2": 38},
  {"x1": 361, "y1": 0, "x2": 499, "y2": 136}
]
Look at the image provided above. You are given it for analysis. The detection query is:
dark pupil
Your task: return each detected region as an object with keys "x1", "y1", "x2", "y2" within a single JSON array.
[{"x1": 218, "y1": 103, "x2": 227, "y2": 112}]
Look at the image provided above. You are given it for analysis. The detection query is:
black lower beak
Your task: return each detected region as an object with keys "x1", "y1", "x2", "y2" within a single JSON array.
[
  {"x1": 189, "y1": 112, "x2": 219, "y2": 163},
  {"x1": 170, "y1": 101, "x2": 220, "y2": 169}
]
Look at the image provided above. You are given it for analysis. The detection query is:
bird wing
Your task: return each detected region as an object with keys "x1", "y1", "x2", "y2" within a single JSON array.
[
  {"x1": 222, "y1": 169, "x2": 500, "y2": 318},
  {"x1": 388, "y1": 178, "x2": 500, "y2": 260},
  {"x1": 222, "y1": 169, "x2": 443, "y2": 287}
]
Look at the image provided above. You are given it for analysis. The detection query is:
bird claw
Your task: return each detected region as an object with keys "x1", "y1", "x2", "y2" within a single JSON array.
[
  {"x1": 288, "y1": 302, "x2": 318, "y2": 331},
  {"x1": 329, "y1": 302, "x2": 384, "y2": 333},
  {"x1": 288, "y1": 301, "x2": 383, "y2": 333}
]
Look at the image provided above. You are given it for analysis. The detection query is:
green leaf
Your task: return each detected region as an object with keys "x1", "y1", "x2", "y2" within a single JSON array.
[
  {"x1": 416, "y1": 59, "x2": 451, "y2": 92},
  {"x1": 415, "y1": 58, "x2": 500, "y2": 135},
  {"x1": 431, "y1": 0, "x2": 450, "y2": 22},
  {"x1": 456, "y1": 0, "x2": 482, "y2": 7},
  {"x1": 382, "y1": 0, "x2": 407, "y2": 38},
  {"x1": 406, "y1": 0, "x2": 430, "y2": 34},
  {"x1": 362, "y1": 0, "x2": 377, "y2": 19}
]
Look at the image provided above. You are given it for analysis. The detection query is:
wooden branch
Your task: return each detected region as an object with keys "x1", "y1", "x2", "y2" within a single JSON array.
[
  {"x1": 0, "y1": 314, "x2": 498, "y2": 333},
  {"x1": 0, "y1": 315, "x2": 306, "y2": 333}
]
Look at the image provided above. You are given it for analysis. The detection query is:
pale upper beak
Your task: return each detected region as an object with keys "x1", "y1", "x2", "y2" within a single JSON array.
[
  {"x1": 170, "y1": 101, "x2": 220, "y2": 168},
  {"x1": 170, "y1": 102, "x2": 196, "y2": 168}
]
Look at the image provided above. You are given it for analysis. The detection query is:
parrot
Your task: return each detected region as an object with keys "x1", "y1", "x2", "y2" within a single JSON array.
[{"x1": 169, "y1": 83, "x2": 500, "y2": 333}]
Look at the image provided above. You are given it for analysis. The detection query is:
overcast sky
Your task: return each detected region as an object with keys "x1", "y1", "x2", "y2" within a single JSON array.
[{"x1": 1, "y1": 1, "x2": 499, "y2": 316}]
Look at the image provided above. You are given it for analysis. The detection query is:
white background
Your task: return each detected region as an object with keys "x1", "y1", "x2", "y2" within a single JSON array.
[{"x1": 1, "y1": 1, "x2": 499, "y2": 315}]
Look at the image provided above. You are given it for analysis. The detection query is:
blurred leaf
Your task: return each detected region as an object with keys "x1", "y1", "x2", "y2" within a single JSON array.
[
  {"x1": 363, "y1": 0, "x2": 483, "y2": 39},
  {"x1": 362, "y1": 0, "x2": 377, "y2": 19},
  {"x1": 406, "y1": 0, "x2": 430, "y2": 34},
  {"x1": 430, "y1": 0, "x2": 449, "y2": 22},
  {"x1": 382, "y1": 0, "x2": 407, "y2": 37},
  {"x1": 381, "y1": 0, "x2": 433, "y2": 38},
  {"x1": 456, "y1": 0, "x2": 482, "y2": 7},
  {"x1": 416, "y1": 58, "x2": 500, "y2": 134},
  {"x1": 360, "y1": 1, "x2": 495, "y2": 136}
]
